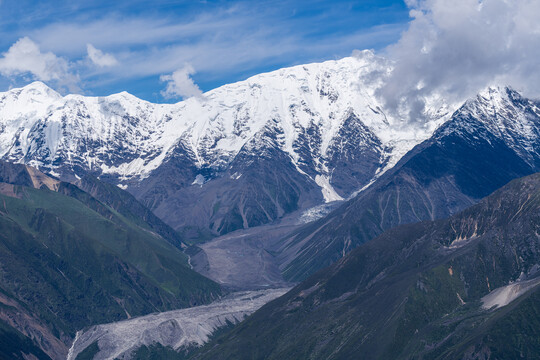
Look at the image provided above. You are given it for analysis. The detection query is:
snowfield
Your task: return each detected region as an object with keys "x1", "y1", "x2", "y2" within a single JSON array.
[{"x1": 482, "y1": 277, "x2": 540, "y2": 309}]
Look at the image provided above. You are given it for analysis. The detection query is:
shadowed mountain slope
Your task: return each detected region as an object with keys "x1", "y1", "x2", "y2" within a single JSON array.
[{"x1": 193, "y1": 172, "x2": 540, "y2": 359}]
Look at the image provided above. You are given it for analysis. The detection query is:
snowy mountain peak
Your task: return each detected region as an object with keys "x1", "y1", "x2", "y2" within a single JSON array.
[
  {"x1": 437, "y1": 85, "x2": 540, "y2": 171},
  {"x1": 461, "y1": 85, "x2": 538, "y2": 122},
  {"x1": 20, "y1": 81, "x2": 61, "y2": 96},
  {"x1": 1, "y1": 81, "x2": 60, "y2": 112}
]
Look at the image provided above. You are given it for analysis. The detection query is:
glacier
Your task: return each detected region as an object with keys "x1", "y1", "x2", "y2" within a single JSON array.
[{"x1": 67, "y1": 288, "x2": 289, "y2": 360}]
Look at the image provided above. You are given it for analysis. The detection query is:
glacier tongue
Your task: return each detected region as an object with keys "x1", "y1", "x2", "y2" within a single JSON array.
[{"x1": 67, "y1": 288, "x2": 290, "y2": 360}]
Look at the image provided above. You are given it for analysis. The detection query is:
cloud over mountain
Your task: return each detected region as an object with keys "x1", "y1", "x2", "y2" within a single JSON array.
[
  {"x1": 160, "y1": 64, "x2": 203, "y2": 100},
  {"x1": 0, "y1": 37, "x2": 79, "y2": 92},
  {"x1": 379, "y1": 0, "x2": 540, "y2": 121},
  {"x1": 87, "y1": 44, "x2": 118, "y2": 67}
]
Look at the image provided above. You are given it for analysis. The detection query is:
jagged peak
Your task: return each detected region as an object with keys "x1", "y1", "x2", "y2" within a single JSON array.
[
  {"x1": 436, "y1": 85, "x2": 540, "y2": 151},
  {"x1": 475, "y1": 85, "x2": 534, "y2": 108},
  {"x1": 23, "y1": 80, "x2": 54, "y2": 91},
  {"x1": 458, "y1": 85, "x2": 525, "y2": 114}
]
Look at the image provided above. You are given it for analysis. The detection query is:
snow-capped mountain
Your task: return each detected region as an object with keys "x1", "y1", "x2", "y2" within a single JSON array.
[
  {"x1": 279, "y1": 86, "x2": 540, "y2": 282},
  {"x1": 437, "y1": 86, "x2": 540, "y2": 168},
  {"x1": 0, "y1": 51, "x2": 452, "y2": 235}
]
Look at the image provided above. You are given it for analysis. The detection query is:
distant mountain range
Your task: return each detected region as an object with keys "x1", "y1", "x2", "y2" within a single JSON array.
[{"x1": 2, "y1": 55, "x2": 538, "y2": 249}]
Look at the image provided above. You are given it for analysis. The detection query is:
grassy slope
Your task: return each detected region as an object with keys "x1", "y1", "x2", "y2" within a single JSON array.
[
  {"x1": 74, "y1": 175, "x2": 185, "y2": 250},
  {"x1": 0, "y1": 183, "x2": 221, "y2": 357}
]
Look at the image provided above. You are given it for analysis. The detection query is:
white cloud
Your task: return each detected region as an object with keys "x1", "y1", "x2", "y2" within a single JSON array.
[
  {"x1": 87, "y1": 44, "x2": 118, "y2": 67},
  {"x1": 0, "y1": 37, "x2": 78, "y2": 91},
  {"x1": 377, "y1": 0, "x2": 540, "y2": 122},
  {"x1": 26, "y1": 13, "x2": 297, "y2": 79},
  {"x1": 20, "y1": 6, "x2": 405, "y2": 95},
  {"x1": 160, "y1": 64, "x2": 203, "y2": 100}
]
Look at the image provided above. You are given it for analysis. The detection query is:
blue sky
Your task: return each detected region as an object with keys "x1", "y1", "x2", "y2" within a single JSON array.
[{"x1": 0, "y1": 0, "x2": 410, "y2": 102}]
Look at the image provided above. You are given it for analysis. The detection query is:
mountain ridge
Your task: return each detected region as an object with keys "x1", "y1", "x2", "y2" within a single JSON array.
[{"x1": 0, "y1": 52, "x2": 452, "y2": 236}]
